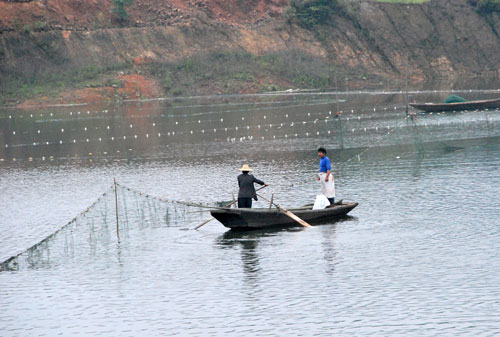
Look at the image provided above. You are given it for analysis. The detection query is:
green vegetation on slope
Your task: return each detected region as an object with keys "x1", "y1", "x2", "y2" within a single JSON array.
[
  {"x1": 285, "y1": 0, "x2": 428, "y2": 29},
  {"x1": 112, "y1": 0, "x2": 134, "y2": 22},
  {"x1": 146, "y1": 50, "x2": 339, "y2": 96},
  {"x1": 470, "y1": 0, "x2": 500, "y2": 13},
  {"x1": 0, "y1": 63, "x2": 132, "y2": 104},
  {"x1": 1, "y1": 50, "x2": 361, "y2": 104},
  {"x1": 286, "y1": 0, "x2": 338, "y2": 28}
]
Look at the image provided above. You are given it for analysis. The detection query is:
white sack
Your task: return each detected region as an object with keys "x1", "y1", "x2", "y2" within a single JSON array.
[{"x1": 313, "y1": 194, "x2": 331, "y2": 210}]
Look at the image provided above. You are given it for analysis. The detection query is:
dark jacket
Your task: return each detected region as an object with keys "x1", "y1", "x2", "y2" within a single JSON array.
[{"x1": 238, "y1": 173, "x2": 265, "y2": 199}]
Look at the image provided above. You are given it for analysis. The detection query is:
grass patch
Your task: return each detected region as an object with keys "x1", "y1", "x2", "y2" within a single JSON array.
[
  {"x1": 145, "y1": 50, "x2": 337, "y2": 96},
  {"x1": 0, "y1": 63, "x2": 132, "y2": 104}
]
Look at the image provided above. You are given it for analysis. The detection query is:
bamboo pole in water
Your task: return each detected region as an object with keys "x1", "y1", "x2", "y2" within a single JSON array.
[
  {"x1": 405, "y1": 53, "x2": 409, "y2": 116},
  {"x1": 114, "y1": 178, "x2": 120, "y2": 242},
  {"x1": 335, "y1": 72, "x2": 344, "y2": 149}
]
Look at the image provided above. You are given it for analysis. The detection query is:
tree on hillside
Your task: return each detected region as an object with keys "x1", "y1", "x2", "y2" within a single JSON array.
[
  {"x1": 112, "y1": 0, "x2": 134, "y2": 22},
  {"x1": 469, "y1": 0, "x2": 500, "y2": 13},
  {"x1": 286, "y1": 0, "x2": 337, "y2": 28},
  {"x1": 284, "y1": 0, "x2": 359, "y2": 29}
]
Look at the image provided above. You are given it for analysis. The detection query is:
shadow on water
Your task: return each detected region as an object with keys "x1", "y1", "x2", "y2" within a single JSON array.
[
  {"x1": 214, "y1": 228, "x2": 304, "y2": 284},
  {"x1": 213, "y1": 216, "x2": 356, "y2": 280},
  {"x1": 317, "y1": 223, "x2": 339, "y2": 276},
  {"x1": 411, "y1": 152, "x2": 425, "y2": 178}
]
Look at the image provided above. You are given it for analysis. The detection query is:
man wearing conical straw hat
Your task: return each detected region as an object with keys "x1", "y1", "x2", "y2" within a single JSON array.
[{"x1": 237, "y1": 164, "x2": 268, "y2": 208}]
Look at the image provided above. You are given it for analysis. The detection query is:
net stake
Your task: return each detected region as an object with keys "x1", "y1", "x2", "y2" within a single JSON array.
[
  {"x1": 269, "y1": 193, "x2": 274, "y2": 210},
  {"x1": 114, "y1": 178, "x2": 120, "y2": 242}
]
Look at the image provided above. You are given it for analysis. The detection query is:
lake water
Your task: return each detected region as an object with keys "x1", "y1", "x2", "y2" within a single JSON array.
[{"x1": 1, "y1": 87, "x2": 500, "y2": 336}]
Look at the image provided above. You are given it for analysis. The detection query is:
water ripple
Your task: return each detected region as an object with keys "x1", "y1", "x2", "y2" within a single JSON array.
[{"x1": 1, "y1": 93, "x2": 500, "y2": 336}]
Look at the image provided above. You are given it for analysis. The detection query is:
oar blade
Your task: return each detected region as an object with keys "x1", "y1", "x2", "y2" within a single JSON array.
[
  {"x1": 194, "y1": 217, "x2": 213, "y2": 230},
  {"x1": 283, "y1": 209, "x2": 311, "y2": 227}
]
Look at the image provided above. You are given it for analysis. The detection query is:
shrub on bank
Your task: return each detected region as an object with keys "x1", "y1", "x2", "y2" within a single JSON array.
[
  {"x1": 112, "y1": 0, "x2": 134, "y2": 22},
  {"x1": 469, "y1": 0, "x2": 500, "y2": 13},
  {"x1": 286, "y1": 0, "x2": 337, "y2": 28}
]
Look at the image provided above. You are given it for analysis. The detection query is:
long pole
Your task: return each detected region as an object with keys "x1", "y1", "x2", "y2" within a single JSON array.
[
  {"x1": 336, "y1": 72, "x2": 344, "y2": 149},
  {"x1": 114, "y1": 178, "x2": 120, "y2": 242},
  {"x1": 335, "y1": 72, "x2": 340, "y2": 115}
]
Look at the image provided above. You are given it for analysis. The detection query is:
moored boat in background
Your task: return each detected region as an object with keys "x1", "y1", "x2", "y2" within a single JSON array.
[{"x1": 410, "y1": 98, "x2": 500, "y2": 113}]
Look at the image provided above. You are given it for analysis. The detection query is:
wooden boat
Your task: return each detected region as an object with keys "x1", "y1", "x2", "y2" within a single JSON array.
[
  {"x1": 410, "y1": 98, "x2": 500, "y2": 113},
  {"x1": 210, "y1": 202, "x2": 358, "y2": 230}
]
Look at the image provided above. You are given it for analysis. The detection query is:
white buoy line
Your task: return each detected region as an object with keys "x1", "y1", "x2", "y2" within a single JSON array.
[
  {"x1": 4, "y1": 109, "x2": 495, "y2": 153},
  {"x1": 1, "y1": 121, "x2": 402, "y2": 155},
  {"x1": 2, "y1": 108, "x2": 412, "y2": 140},
  {"x1": 1, "y1": 100, "x2": 424, "y2": 123},
  {"x1": 4, "y1": 109, "x2": 477, "y2": 147},
  {"x1": 1, "y1": 99, "x2": 342, "y2": 121},
  {"x1": 3, "y1": 103, "x2": 498, "y2": 162}
]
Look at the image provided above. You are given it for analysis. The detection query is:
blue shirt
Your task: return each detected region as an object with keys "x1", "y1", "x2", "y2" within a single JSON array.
[{"x1": 319, "y1": 156, "x2": 332, "y2": 173}]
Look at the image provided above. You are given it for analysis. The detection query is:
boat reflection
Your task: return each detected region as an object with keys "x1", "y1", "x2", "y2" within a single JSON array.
[
  {"x1": 214, "y1": 228, "x2": 305, "y2": 283},
  {"x1": 318, "y1": 225, "x2": 338, "y2": 276},
  {"x1": 213, "y1": 217, "x2": 354, "y2": 281}
]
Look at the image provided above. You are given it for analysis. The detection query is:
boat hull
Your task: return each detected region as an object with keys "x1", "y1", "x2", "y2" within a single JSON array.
[
  {"x1": 210, "y1": 202, "x2": 358, "y2": 230},
  {"x1": 410, "y1": 98, "x2": 500, "y2": 113}
]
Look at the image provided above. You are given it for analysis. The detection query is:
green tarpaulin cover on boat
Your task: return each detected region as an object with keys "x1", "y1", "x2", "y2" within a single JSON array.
[{"x1": 444, "y1": 94, "x2": 467, "y2": 103}]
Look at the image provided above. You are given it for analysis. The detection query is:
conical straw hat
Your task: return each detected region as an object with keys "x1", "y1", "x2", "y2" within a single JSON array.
[{"x1": 238, "y1": 164, "x2": 253, "y2": 172}]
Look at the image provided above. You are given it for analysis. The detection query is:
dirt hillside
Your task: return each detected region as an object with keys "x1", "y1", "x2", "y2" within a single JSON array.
[
  {"x1": 0, "y1": 0, "x2": 288, "y2": 30},
  {"x1": 1, "y1": 0, "x2": 500, "y2": 105}
]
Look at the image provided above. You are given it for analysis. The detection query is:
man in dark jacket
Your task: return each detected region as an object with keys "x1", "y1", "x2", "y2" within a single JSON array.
[{"x1": 237, "y1": 164, "x2": 267, "y2": 208}]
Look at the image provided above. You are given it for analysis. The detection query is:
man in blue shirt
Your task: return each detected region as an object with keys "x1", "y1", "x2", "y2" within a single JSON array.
[{"x1": 318, "y1": 147, "x2": 335, "y2": 205}]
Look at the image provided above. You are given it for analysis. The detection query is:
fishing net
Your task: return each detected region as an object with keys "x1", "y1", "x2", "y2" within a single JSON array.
[
  {"x1": 1, "y1": 90, "x2": 499, "y2": 272},
  {"x1": 0, "y1": 184, "x2": 214, "y2": 272}
]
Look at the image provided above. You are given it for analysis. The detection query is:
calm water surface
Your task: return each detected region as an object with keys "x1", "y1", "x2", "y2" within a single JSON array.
[{"x1": 1, "y1": 88, "x2": 499, "y2": 336}]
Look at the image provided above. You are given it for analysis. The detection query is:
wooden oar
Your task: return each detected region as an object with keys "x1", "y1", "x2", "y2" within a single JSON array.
[
  {"x1": 256, "y1": 194, "x2": 311, "y2": 228},
  {"x1": 194, "y1": 185, "x2": 268, "y2": 230}
]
